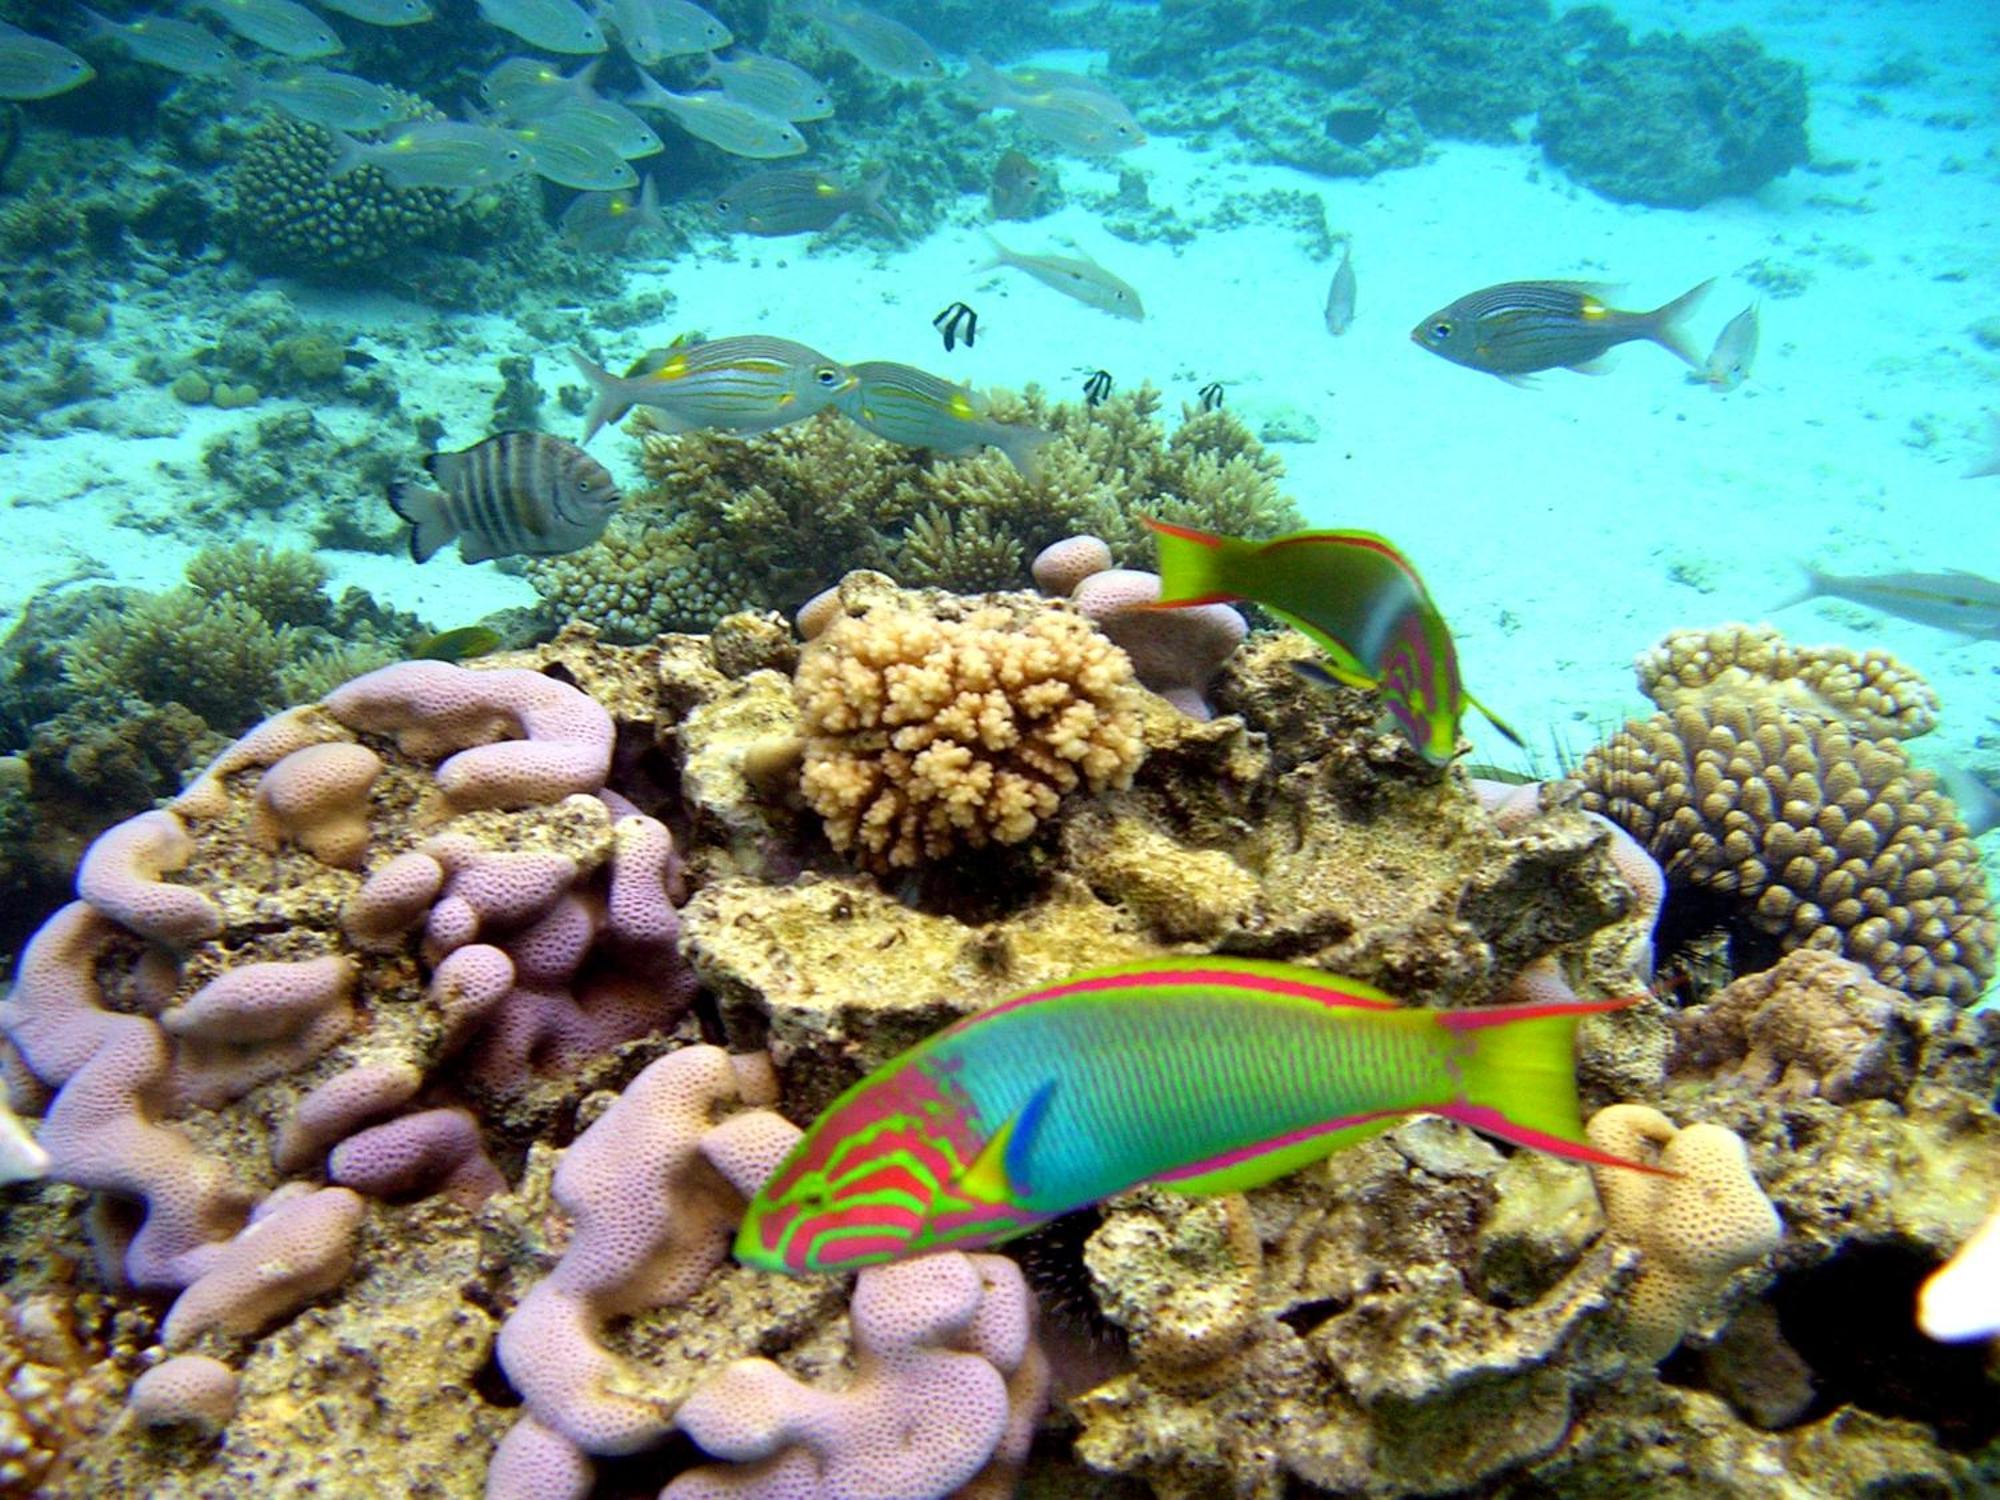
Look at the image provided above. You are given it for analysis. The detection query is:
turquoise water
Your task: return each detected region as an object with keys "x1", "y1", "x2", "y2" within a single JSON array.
[{"x1": 0, "y1": 1, "x2": 1995, "y2": 1495}]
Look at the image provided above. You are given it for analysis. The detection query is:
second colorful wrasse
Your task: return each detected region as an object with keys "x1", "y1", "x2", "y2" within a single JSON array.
[
  {"x1": 835, "y1": 361, "x2": 1053, "y2": 477},
  {"x1": 569, "y1": 334, "x2": 857, "y2": 445},
  {"x1": 1146, "y1": 519, "x2": 1521, "y2": 766},
  {"x1": 390, "y1": 430, "x2": 620, "y2": 564},
  {"x1": 735, "y1": 956, "x2": 1660, "y2": 1275},
  {"x1": 1411, "y1": 278, "x2": 1713, "y2": 381}
]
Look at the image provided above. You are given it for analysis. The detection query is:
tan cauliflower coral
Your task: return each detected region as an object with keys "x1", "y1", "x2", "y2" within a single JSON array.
[{"x1": 796, "y1": 596, "x2": 1145, "y2": 871}]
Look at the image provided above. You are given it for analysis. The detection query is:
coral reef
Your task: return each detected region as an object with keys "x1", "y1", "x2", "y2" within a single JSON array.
[
  {"x1": 525, "y1": 387, "x2": 1303, "y2": 641},
  {"x1": 1577, "y1": 655, "x2": 1995, "y2": 1002},
  {"x1": 794, "y1": 578, "x2": 1146, "y2": 872},
  {"x1": 0, "y1": 617, "x2": 1993, "y2": 1498},
  {"x1": 1635, "y1": 622, "x2": 1939, "y2": 741},
  {"x1": 1536, "y1": 18, "x2": 1812, "y2": 208}
]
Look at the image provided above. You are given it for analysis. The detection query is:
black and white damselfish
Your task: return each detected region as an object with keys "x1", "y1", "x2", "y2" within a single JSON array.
[{"x1": 389, "y1": 431, "x2": 620, "y2": 564}]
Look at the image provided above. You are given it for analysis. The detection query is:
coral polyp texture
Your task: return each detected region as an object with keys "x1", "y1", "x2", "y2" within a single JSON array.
[
  {"x1": 794, "y1": 577, "x2": 1146, "y2": 871},
  {"x1": 524, "y1": 387, "x2": 1304, "y2": 642},
  {"x1": 1, "y1": 623, "x2": 1996, "y2": 1498},
  {"x1": 1579, "y1": 624, "x2": 1994, "y2": 1002}
]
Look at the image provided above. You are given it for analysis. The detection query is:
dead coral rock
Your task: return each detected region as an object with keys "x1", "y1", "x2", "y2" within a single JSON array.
[
  {"x1": 683, "y1": 873, "x2": 1165, "y2": 1118},
  {"x1": 1637, "y1": 622, "x2": 1940, "y2": 740},
  {"x1": 1670, "y1": 948, "x2": 1923, "y2": 1104},
  {"x1": 1083, "y1": 1187, "x2": 1263, "y2": 1378}
]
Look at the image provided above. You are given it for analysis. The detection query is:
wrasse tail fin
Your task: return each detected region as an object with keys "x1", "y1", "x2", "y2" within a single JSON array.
[
  {"x1": 1143, "y1": 515, "x2": 1239, "y2": 605},
  {"x1": 1643, "y1": 276, "x2": 1716, "y2": 369},
  {"x1": 387, "y1": 481, "x2": 455, "y2": 564},
  {"x1": 1437, "y1": 996, "x2": 1674, "y2": 1175}
]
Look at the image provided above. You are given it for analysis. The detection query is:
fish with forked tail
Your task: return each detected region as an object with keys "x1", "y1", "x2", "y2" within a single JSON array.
[
  {"x1": 390, "y1": 431, "x2": 619, "y2": 564},
  {"x1": 982, "y1": 232, "x2": 1143, "y2": 321},
  {"x1": 1411, "y1": 278, "x2": 1713, "y2": 382},
  {"x1": 1773, "y1": 564, "x2": 2000, "y2": 640}
]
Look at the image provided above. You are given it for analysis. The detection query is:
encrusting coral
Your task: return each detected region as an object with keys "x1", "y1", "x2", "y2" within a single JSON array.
[
  {"x1": 1579, "y1": 623, "x2": 1994, "y2": 1002},
  {"x1": 794, "y1": 578, "x2": 1146, "y2": 871},
  {"x1": 524, "y1": 386, "x2": 1305, "y2": 641}
]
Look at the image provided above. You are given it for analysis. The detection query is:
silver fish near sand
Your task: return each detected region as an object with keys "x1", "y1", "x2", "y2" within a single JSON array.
[
  {"x1": 240, "y1": 67, "x2": 405, "y2": 132},
  {"x1": 1936, "y1": 763, "x2": 2000, "y2": 839},
  {"x1": 798, "y1": 0, "x2": 940, "y2": 82},
  {"x1": 316, "y1": 0, "x2": 432, "y2": 23},
  {"x1": 331, "y1": 121, "x2": 531, "y2": 192},
  {"x1": 1966, "y1": 414, "x2": 2000, "y2": 480},
  {"x1": 983, "y1": 232, "x2": 1144, "y2": 321},
  {"x1": 704, "y1": 50, "x2": 832, "y2": 121},
  {"x1": 391, "y1": 431, "x2": 620, "y2": 565},
  {"x1": 76, "y1": 7, "x2": 233, "y2": 77},
  {"x1": 1324, "y1": 240, "x2": 1355, "y2": 335},
  {"x1": 711, "y1": 168, "x2": 894, "y2": 237},
  {"x1": 1774, "y1": 564, "x2": 2000, "y2": 640},
  {"x1": 607, "y1": 0, "x2": 730, "y2": 64},
  {"x1": 837, "y1": 360, "x2": 1053, "y2": 477},
  {"x1": 476, "y1": 0, "x2": 606, "y2": 54},
  {"x1": 561, "y1": 175, "x2": 666, "y2": 252},
  {"x1": 1697, "y1": 302, "x2": 1759, "y2": 391},
  {"x1": 0, "y1": 21, "x2": 95, "y2": 99},
  {"x1": 192, "y1": 0, "x2": 341, "y2": 59},
  {"x1": 570, "y1": 335, "x2": 857, "y2": 445},
  {"x1": 628, "y1": 73, "x2": 806, "y2": 157},
  {"x1": 1411, "y1": 278, "x2": 1713, "y2": 382}
]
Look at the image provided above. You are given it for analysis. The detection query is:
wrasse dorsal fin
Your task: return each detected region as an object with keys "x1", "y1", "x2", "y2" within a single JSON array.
[{"x1": 957, "y1": 1079, "x2": 1056, "y2": 1205}]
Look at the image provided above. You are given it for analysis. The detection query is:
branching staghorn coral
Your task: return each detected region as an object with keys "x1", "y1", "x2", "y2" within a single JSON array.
[{"x1": 523, "y1": 387, "x2": 1305, "y2": 642}]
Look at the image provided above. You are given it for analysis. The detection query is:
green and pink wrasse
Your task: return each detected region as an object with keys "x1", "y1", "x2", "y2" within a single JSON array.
[
  {"x1": 1144, "y1": 517, "x2": 1522, "y2": 767},
  {"x1": 734, "y1": 957, "x2": 1661, "y2": 1276}
]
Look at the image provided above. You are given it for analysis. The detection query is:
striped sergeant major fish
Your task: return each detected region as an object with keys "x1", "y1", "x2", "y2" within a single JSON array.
[
  {"x1": 569, "y1": 335, "x2": 857, "y2": 445},
  {"x1": 735, "y1": 955, "x2": 1663, "y2": 1275},
  {"x1": 390, "y1": 431, "x2": 619, "y2": 563},
  {"x1": 1411, "y1": 277, "x2": 1713, "y2": 383}
]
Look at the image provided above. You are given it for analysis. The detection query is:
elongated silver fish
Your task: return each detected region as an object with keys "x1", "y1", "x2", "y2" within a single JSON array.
[
  {"x1": 703, "y1": 49, "x2": 832, "y2": 121},
  {"x1": 316, "y1": 0, "x2": 432, "y2": 22},
  {"x1": 798, "y1": 0, "x2": 940, "y2": 82},
  {"x1": 710, "y1": 168, "x2": 893, "y2": 236},
  {"x1": 983, "y1": 232, "x2": 1143, "y2": 321},
  {"x1": 1411, "y1": 278, "x2": 1712, "y2": 382},
  {"x1": 391, "y1": 431, "x2": 619, "y2": 564},
  {"x1": 560, "y1": 174, "x2": 666, "y2": 252},
  {"x1": 0, "y1": 20, "x2": 94, "y2": 98},
  {"x1": 1324, "y1": 239, "x2": 1355, "y2": 335},
  {"x1": 77, "y1": 7, "x2": 233, "y2": 77},
  {"x1": 627, "y1": 73, "x2": 806, "y2": 157},
  {"x1": 1775, "y1": 564, "x2": 2000, "y2": 640},
  {"x1": 1967, "y1": 413, "x2": 2000, "y2": 480},
  {"x1": 476, "y1": 0, "x2": 606, "y2": 54},
  {"x1": 241, "y1": 66, "x2": 404, "y2": 132},
  {"x1": 570, "y1": 335, "x2": 856, "y2": 445},
  {"x1": 1698, "y1": 301, "x2": 1758, "y2": 391},
  {"x1": 836, "y1": 361, "x2": 1053, "y2": 477},
  {"x1": 192, "y1": 0, "x2": 342, "y2": 59},
  {"x1": 330, "y1": 121, "x2": 531, "y2": 192}
]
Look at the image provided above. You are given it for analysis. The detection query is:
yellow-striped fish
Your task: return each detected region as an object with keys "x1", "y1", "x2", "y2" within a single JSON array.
[
  {"x1": 569, "y1": 335, "x2": 856, "y2": 445},
  {"x1": 389, "y1": 431, "x2": 619, "y2": 564},
  {"x1": 835, "y1": 361, "x2": 1052, "y2": 476}
]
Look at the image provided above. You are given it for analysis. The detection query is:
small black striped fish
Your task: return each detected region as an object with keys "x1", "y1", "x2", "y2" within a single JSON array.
[
  {"x1": 1411, "y1": 278, "x2": 1712, "y2": 381},
  {"x1": 389, "y1": 431, "x2": 619, "y2": 564}
]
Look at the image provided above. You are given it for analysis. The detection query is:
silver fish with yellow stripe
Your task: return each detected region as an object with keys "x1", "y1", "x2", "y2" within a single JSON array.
[
  {"x1": 390, "y1": 431, "x2": 619, "y2": 564},
  {"x1": 570, "y1": 335, "x2": 857, "y2": 445},
  {"x1": 836, "y1": 361, "x2": 1052, "y2": 477}
]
